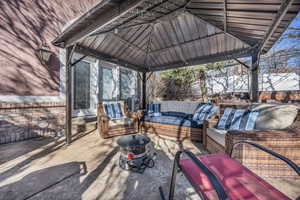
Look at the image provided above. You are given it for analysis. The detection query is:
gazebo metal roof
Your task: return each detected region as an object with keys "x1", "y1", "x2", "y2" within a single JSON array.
[
  {"x1": 53, "y1": 0, "x2": 299, "y2": 144},
  {"x1": 53, "y1": 0, "x2": 299, "y2": 72}
]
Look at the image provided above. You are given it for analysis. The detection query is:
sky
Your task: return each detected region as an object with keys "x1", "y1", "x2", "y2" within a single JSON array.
[{"x1": 272, "y1": 12, "x2": 300, "y2": 51}]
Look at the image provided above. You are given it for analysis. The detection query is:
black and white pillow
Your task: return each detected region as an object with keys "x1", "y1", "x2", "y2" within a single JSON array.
[
  {"x1": 216, "y1": 108, "x2": 259, "y2": 130},
  {"x1": 104, "y1": 103, "x2": 123, "y2": 119}
]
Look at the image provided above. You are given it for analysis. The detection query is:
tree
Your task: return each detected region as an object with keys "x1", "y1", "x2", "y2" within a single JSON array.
[{"x1": 158, "y1": 62, "x2": 226, "y2": 101}]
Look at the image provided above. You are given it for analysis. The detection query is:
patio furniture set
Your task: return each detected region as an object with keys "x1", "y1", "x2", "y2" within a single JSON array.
[{"x1": 97, "y1": 100, "x2": 300, "y2": 199}]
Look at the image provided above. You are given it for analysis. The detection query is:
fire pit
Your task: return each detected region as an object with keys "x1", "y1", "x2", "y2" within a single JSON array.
[{"x1": 117, "y1": 134, "x2": 155, "y2": 173}]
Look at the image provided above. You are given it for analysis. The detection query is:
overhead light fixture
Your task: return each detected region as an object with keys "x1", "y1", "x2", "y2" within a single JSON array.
[
  {"x1": 114, "y1": 28, "x2": 119, "y2": 34},
  {"x1": 35, "y1": 43, "x2": 53, "y2": 65}
]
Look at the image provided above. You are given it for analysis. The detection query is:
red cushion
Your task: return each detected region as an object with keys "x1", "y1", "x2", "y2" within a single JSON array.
[{"x1": 179, "y1": 153, "x2": 291, "y2": 200}]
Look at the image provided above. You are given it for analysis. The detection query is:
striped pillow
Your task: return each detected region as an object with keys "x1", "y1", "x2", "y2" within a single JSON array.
[
  {"x1": 104, "y1": 103, "x2": 123, "y2": 119},
  {"x1": 147, "y1": 104, "x2": 161, "y2": 116},
  {"x1": 217, "y1": 108, "x2": 259, "y2": 130},
  {"x1": 192, "y1": 104, "x2": 219, "y2": 123}
]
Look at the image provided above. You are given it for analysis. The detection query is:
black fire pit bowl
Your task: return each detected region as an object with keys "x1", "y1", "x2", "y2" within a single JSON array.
[{"x1": 117, "y1": 134, "x2": 154, "y2": 173}]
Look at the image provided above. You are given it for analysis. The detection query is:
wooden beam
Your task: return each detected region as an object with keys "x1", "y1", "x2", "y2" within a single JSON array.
[
  {"x1": 56, "y1": 0, "x2": 145, "y2": 47},
  {"x1": 75, "y1": 45, "x2": 147, "y2": 72},
  {"x1": 250, "y1": 51, "x2": 259, "y2": 102},
  {"x1": 148, "y1": 47, "x2": 254, "y2": 71},
  {"x1": 259, "y1": 0, "x2": 294, "y2": 53}
]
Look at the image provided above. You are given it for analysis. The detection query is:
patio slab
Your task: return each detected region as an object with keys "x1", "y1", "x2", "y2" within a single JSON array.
[{"x1": 0, "y1": 130, "x2": 299, "y2": 200}]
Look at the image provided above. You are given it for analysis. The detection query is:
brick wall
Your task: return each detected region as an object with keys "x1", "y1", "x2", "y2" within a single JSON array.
[{"x1": 0, "y1": 102, "x2": 65, "y2": 144}]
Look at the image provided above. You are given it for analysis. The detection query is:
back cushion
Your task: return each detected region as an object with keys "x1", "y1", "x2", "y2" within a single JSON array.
[
  {"x1": 192, "y1": 104, "x2": 219, "y2": 123},
  {"x1": 147, "y1": 104, "x2": 161, "y2": 116},
  {"x1": 104, "y1": 103, "x2": 123, "y2": 119},
  {"x1": 153, "y1": 101, "x2": 202, "y2": 114},
  {"x1": 102, "y1": 101, "x2": 125, "y2": 116},
  {"x1": 217, "y1": 108, "x2": 259, "y2": 130},
  {"x1": 252, "y1": 104, "x2": 299, "y2": 130}
]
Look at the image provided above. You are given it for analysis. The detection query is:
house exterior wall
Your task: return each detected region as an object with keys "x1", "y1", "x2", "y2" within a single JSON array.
[
  {"x1": 0, "y1": 0, "x2": 100, "y2": 97},
  {"x1": 0, "y1": 0, "x2": 100, "y2": 143}
]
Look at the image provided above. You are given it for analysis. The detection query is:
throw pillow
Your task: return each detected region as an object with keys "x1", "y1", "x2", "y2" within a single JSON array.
[
  {"x1": 217, "y1": 108, "x2": 260, "y2": 130},
  {"x1": 252, "y1": 104, "x2": 298, "y2": 130},
  {"x1": 104, "y1": 103, "x2": 123, "y2": 119},
  {"x1": 192, "y1": 104, "x2": 219, "y2": 123}
]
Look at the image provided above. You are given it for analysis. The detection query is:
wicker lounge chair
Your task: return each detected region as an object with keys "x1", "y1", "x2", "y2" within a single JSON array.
[{"x1": 203, "y1": 103, "x2": 300, "y2": 178}]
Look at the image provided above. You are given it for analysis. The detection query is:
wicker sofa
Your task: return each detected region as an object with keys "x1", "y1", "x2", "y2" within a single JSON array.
[
  {"x1": 97, "y1": 101, "x2": 139, "y2": 138},
  {"x1": 203, "y1": 103, "x2": 300, "y2": 178},
  {"x1": 140, "y1": 101, "x2": 218, "y2": 142}
]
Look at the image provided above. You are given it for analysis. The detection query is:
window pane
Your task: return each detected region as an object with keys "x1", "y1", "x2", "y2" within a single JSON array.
[
  {"x1": 120, "y1": 70, "x2": 136, "y2": 100},
  {"x1": 74, "y1": 61, "x2": 90, "y2": 109},
  {"x1": 102, "y1": 67, "x2": 115, "y2": 100}
]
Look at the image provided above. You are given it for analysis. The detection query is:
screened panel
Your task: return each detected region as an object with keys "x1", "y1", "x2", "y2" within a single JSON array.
[
  {"x1": 74, "y1": 60, "x2": 90, "y2": 110},
  {"x1": 120, "y1": 70, "x2": 137, "y2": 100},
  {"x1": 102, "y1": 67, "x2": 117, "y2": 100}
]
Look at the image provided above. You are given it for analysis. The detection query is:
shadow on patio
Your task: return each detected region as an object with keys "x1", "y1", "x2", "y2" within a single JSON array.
[{"x1": 0, "y1": 130, "x2": 202, "y2": 200}]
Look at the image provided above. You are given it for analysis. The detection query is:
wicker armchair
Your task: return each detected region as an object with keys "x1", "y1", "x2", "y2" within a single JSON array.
[
  {"x1": 97, "y1": 102, "x2": 139, "y2": 138},
  {"x1": 203, "y1": 104, "x2": 300, "y2": 178},
  {"x1": 225, "y1": 127, "x2": 300, "y2": 178}
]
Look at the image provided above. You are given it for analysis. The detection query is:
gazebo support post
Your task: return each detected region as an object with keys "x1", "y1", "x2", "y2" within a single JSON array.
[
  {"x1": 142, "y1": 72, "x2": 147, "y2": 109},
  {"x1": 250, "y1": 50, "x2": 259, "y2": 102},
  {"x1": 65, "y1": 46, "x2": 74, "y2": 145}
]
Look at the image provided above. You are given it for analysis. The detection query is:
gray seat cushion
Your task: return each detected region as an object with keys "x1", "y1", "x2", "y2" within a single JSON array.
[
  {"x1": 252, "y1": 104, "x2": 299, "y2": 130},
  {"x1": 206, "y1": 128, "x2": 227, "y2": 147}
]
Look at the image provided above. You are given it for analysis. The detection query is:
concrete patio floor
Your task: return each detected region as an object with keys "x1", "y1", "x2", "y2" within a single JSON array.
[{"x1": 0, "y1": 129, "x2": 299, "y2": 200}]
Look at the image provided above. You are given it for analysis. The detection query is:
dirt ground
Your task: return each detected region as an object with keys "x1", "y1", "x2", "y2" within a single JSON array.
[{"x1": 0, "y1": 130, "x2": 299, "y2": 200}]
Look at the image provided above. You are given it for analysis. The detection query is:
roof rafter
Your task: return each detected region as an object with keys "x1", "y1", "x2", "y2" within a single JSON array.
[
  {"x1": 93, "y1": 0, "x2": 172, "y2": 36},
  {"x1": 94, "y1": 0, "x2": 193, "y2": 36},
  {"x1": 112, "y1": 33, "x2": 147, "y2": 53},
  {"x1": 186, "y1": 10, "x2": 252, "y2": 47},
  {"x1": 143, "y1": 24, "x2": 155, "y2": 69},
  {"x1": 259, "y1": 0, "x2": 295, "y2": 53},
  {"x1": 54, "y1": 0, "x2": 146, "y2": 47},
  {"x1": 149, "y1": 47, "x2": 255, "y2": 72},
  {"x1": 150, "y1": 32, "x2": 223, "y2": 54},
  {"x1": 223, "y1": 0, "x2": 227, "y2": 33}
]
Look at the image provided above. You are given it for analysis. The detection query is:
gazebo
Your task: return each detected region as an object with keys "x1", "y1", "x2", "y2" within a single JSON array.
[{"x1": 52, "y1": 0, "x2": 300, "y2": 144}]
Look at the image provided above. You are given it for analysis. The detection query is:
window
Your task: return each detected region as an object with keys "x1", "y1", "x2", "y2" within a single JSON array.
[
  {"x1": 120, "y1": 69, "x2": 137, "y2": 100},
  {"x1": 74, "y1": 60, "x2": 90, "y2": 109}
]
